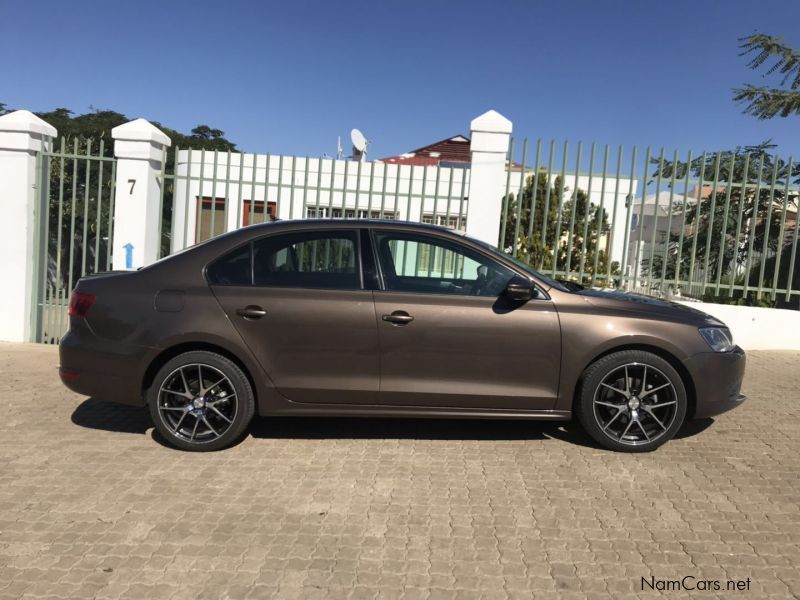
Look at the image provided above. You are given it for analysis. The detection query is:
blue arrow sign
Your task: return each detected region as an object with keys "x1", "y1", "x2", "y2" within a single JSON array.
[{"x1": 123, "y1": 243, "x2": 134, "y2": 269}]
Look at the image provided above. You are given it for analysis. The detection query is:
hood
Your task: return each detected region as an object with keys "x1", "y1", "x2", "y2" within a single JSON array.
[{"x1": 575, "y1": 289, "x2": 725, "y2": 327}]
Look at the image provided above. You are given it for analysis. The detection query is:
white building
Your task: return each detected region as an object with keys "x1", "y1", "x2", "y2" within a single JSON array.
[{"x1": 625, "y1": 189, "x2": 700, "y2": 277}]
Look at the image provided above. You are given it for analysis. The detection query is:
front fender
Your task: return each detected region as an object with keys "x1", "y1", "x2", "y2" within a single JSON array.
[{"x1": 552, "y1": 292, "x2": 704, "y2": 412}]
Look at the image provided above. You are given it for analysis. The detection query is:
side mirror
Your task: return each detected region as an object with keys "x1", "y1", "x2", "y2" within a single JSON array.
[{"x1": 505, "y1": 277, "x2": 535, "y2": 302}]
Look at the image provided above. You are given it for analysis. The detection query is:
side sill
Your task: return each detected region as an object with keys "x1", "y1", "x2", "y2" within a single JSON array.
[{"x1": 263, "y1": 405, "x2": 572, "y2": 420}]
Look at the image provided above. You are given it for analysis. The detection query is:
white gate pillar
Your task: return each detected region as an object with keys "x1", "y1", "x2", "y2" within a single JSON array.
[
  {"x1": 0, "y1": 110, "x2": 57, "y2": 342},
  {"x1": 111, "y1": 119, "x2": 171, "y2": 270},
  {"x1": 467, "y1": 110, "x2": 513, "y2": 246}
]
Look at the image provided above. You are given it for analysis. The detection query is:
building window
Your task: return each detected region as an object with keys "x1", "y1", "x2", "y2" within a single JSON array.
[
  {"x1": 243, "y1": 200, "x2": 277, "y2": 226},
  {"x1": 306, "y1": 206, "x2": 397, "y2": 220},
  {"x1": 197, "y1": 198, "x2": 278, "y2": 243},
  {"x1": 422, "y1": 214, "x2": 460, "y2": 229},
  {"x1": 195, "y1": 197, "x2": 227, "y2": 243}
]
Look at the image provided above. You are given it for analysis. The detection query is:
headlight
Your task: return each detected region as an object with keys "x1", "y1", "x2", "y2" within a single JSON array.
[{"x1": 698, "y1": 327, "x2": 735, "y2": 352}]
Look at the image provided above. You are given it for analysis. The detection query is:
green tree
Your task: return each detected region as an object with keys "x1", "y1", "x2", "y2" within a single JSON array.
[
  {"x1": 649, "y1": 144, "x2": 800, "y2": 306},
  {"x1": 557, "y1": 189, "x2": 611, "y2": 279},
  {"x1": 501, "y1": 170, "x2": 611, "y2": 284},
  {"x1": 2, "y1": 103, "x2": 239, "y2": 287},
  {"x1": 734, "y1": 33, "x2": 800, "y2": 119},
  {"x1": 501, "y1": 169, "x2": 559, "y2": 270},
  {"x1": 184, "y1": 125, "x2": 237, "y2": 151},
  {"x1": 32, "y1": 107, "x2": 237, "y2": 158}
]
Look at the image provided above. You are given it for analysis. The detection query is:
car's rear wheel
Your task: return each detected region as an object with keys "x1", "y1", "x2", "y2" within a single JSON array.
[
  {"x1": 147, "y1": 351, "x2": 255, "y2": 451},
  {"x1": 576, "y1": 350, "x2": 687, "y2": 452}
]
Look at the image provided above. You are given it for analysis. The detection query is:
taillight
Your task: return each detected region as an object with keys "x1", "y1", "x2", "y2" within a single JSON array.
[
  {"x1": 68, "y1": 291, "x2": 95, "y2": 317},
  {"x1": 59, "y1": 368, "x2": 78, "y2": 381}
]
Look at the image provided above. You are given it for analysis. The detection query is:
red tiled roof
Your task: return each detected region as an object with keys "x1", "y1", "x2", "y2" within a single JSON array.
[
  {"x1": 379, "y1": 135, "x2": 471, "y2": 166},
  {"x1": 380, "y1": 155, "x2": 441, "y2": 166}
]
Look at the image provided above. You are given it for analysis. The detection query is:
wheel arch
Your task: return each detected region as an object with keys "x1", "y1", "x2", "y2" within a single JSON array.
[
  {"x1": 573, "y1": 343, "x2": 697, "y2": 420},
  {"x1": 142, "y1": 342, "x2": 258, "y2": 408}
]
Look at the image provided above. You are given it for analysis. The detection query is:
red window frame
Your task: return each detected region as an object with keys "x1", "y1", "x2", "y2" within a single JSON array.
[{"x1": 242, "y1": 200, "x2": 277, "y2": 226}]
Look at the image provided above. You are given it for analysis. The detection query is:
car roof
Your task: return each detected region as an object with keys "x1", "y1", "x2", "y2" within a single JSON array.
[{"x1": 242, "y1": 218, "x2": 466, "y2": 236}]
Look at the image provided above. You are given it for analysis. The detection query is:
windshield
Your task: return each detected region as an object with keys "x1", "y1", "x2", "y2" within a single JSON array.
[{"x1": 469, "y1": 237, "x2": 571, "y2": 292}]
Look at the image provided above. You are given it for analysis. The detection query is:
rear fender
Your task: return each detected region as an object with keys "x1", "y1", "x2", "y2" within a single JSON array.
[{"x1": 143, "y1": 332, "x2": 282, "y2": 416}]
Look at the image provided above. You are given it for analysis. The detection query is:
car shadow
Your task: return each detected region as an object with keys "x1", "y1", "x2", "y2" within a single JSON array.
[
  {"x1": 71, "y1": 398, "x2": 151, "y2": 434},
  {"x1": 70, "y1": 398, "x2": 183, "y2": 449},
  {"x1": 71, "y1": 398, "x2": 597, "y2": 448},
  {"x1": 70, "y1": 398, "x2": 715, "y2": 450},
  {"x1": 248, "y1": 416, "x2": 597, "y2": 447},
  {"x1": 675, "y1": 417, "x2": 714, "y2": 439}
]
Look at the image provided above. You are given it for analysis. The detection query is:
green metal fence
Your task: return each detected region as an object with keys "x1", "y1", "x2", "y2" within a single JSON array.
[
  {"x1": 32, "y1": 138, "x2": 117, "y2": 344},
  {"x1": 499, "y1": 138, "x2": 800, "y2": 307},
  {"x1": 31, "y1": 141, "x2": 472, "y2": 344},
  {"x1": 158, "y1": 149, "x2": 470, "y2": 255},
  {"x1": 31, "y1": 134, "x2": 800, "y2": 346}
]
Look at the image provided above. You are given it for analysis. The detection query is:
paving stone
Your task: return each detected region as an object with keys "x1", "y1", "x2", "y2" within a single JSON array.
[{"x1": 0, "y1": 344, "x2": 797, "y2": 599}]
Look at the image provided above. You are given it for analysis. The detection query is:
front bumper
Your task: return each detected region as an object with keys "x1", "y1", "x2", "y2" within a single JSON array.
[{"x1": 683, "y1": 346, "x2": 746, "y2": 418}]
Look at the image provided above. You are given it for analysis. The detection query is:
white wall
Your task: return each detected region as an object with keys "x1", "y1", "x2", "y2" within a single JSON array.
[
  {"x1": 675, "y1": 301, "x2": 800, "y2": 350},
  {"x1": 111, "y1": 118, "x2": 172, "y2": 270},
  {"x1": 0, "y1": 148, "x2": 38, "y2": 341},
  {"x1": 171, "y1": 151, "x2": 471, "y2": 252},
  {"x1": 0, "y1": 110, "x2": 56, "y2": 342}
]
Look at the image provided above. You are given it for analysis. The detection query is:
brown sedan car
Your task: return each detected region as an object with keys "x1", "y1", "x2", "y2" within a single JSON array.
[{"x1": 59, "y1": 220, "x2": 745, "y2": 452}]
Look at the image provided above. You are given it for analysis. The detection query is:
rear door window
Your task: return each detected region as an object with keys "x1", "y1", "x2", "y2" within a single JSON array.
[{"x1": 252, "y1": 230, "x2": 360, "y2": 290}]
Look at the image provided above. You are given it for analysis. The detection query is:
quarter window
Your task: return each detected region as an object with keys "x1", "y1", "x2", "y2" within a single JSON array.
[{"x1": 206, "y1": 244, "x2": 251, "y2": 286}]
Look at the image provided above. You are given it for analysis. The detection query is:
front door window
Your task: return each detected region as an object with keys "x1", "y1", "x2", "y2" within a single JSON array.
[{"x1": 373, "y1": 231, "x2": 515, "y2": 297}]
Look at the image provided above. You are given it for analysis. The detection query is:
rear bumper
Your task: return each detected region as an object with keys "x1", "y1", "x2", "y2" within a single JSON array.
[
  {"x1": 683, "y1": 346, "x2": 746, "y2": 418},
  {"x1": 59, "y1": 327, "x2": 151, "y2": 406}
]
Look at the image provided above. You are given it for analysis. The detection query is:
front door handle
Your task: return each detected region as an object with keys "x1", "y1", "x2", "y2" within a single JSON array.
[
  {"x1": 236, "y1": 305, "x2": 266, "y2": 319},
  {"x1": 382, "y1": 311, "x2": 414, "y2": 325}
]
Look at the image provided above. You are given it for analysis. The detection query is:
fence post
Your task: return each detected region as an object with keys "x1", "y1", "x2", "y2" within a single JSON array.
[
  {"x1": 467, "y1": 110, "x2": 513, "y2": 246},
  {"x1": 111, "y1": 119, "x2": 171, "y2": 270},
  {"x1": 0, "y1": 110, "x2": 57, "y2": 342}
]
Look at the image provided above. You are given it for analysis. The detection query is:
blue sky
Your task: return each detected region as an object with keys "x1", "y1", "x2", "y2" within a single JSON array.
[{"x1": 3, "y1": 0, "x2": 799, "y2": 160}]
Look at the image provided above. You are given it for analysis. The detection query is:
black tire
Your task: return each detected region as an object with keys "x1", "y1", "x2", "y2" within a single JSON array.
[
  {"x1": 147, "y1": 351, "x2": 255, "y2": 451},
  {"x1": 576, "y1": 350, "x2": 687, "y2": 452}
]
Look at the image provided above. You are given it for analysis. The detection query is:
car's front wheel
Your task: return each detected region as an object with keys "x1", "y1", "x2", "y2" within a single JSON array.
[
  {"x1": 576, "y1": 350, "x2": 687, "y2": 452},
  {"x1": 147, "y1": 351, "x2": 255, "y2": 451}
]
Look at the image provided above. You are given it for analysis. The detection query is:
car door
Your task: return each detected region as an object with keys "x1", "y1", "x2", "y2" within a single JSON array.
[
  {"x1": 371, "y1": 229, "x2": 561, "y2": 410},
  {"x1": 209, "y1": 228, "x2": 380, "y2": 404}
]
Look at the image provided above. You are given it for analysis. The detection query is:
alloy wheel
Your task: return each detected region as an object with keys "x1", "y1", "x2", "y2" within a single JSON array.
[
  {"x1": 157, "y1": 363, "x2": 238, "y2": 444},
  {"x1": 592, "y1": 362, "x2": 678, "y2": 446}
]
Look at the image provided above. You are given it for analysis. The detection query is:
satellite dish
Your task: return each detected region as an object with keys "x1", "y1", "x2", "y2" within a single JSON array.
[
  {"x1": 351, "y1": 128, "x2": 367, "y2": 152},
  {"x1": 351, "y1": 128, "x2": 368, "y2": 162}
]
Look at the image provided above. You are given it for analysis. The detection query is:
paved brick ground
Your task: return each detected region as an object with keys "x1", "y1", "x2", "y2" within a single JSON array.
[{"x1": 0, "y1": 343, "x2": 798, "y2": 599}]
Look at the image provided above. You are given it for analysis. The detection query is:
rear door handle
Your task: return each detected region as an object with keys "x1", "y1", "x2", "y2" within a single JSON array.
[
  {"x1": 382, "y1": 311, "x2": 414, "y2": 325},
  {"x1": 236, "y1": 305, "x2": 266, "y2": 319}
]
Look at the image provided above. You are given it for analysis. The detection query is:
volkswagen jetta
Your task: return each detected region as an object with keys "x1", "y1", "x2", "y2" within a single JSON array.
[{"x1": 59, "y1": 220, "x2": 746, "y2": 452}]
